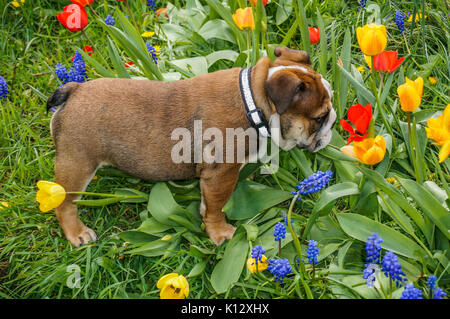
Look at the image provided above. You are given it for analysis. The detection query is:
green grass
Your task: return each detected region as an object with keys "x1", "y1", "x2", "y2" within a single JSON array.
[{"x1": 0, "y1": 0, "x2": 449, "y2": 299}]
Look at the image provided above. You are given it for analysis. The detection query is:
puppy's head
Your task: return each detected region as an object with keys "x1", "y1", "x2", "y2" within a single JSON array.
[{"x1": 265, "y1": 47, "x2": 336, "y2": 152}]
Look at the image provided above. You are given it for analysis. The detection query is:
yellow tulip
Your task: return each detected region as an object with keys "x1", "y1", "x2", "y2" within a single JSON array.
[
  {"x1": 425, "y1": 104, "x2": 450, "y2": 163},
  {"x1": 357, "y1": 66, "x2": 366, "y2": 73},
  {"x1": 232, "y1": 7, "x2": 255, "y2": 30},
  {"x1": 356, "y1": 23, "x2": 387, "y2": 56},
  {"x1": 397, "y1": 76, "x2": 423, "y2": 112},
  {"x1": 157, "y1": 273, "x2": 189, "y2": 299},
  {"x1": 246, "y1": 255, "x2": 268, "y2": 273},
  {"x1": 353, "y1": 136, "x2": 386, "y2": 165},
  {"x1": 428, "y1": 77, "x2": 437, "y2": 85},
  {"x1": 0, "y1": 202, "x2": 10, "y2": 210},
  {"x1": 340, "y1": 145, "x2": 358, "y2": 159},
  {"x1": 36, "y1": 181, "x2": 66, "y2": 212}
]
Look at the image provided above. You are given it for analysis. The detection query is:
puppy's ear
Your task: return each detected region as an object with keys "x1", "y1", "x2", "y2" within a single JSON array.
[
  {"x1": 274, "y1": 47, "x2": 311, "y2": 65},
  {"x1": 266, "y1": 70, "x2": 305, "y2": 115}
]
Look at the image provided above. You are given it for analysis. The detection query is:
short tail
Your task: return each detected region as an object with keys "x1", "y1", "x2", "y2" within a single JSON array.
[{"x1": 46, "y1": 83, "x2": 80, "y2": 114}]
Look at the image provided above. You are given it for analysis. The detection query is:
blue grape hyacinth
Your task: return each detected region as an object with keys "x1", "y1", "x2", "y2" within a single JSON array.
[
  {"x1": 359, "y1": 0, "x2": 367, "y2": 9},
  {"x1": 363, "y1": 263, "x2": 380, "y2": 287},
  {"x1": 381, "y1": 251, "x2": 406, "y2": 287},
  {"x1": 291, "y1": 170, "x2": 333, "y2": 200},
  {"x1": 433, "y1": 288, "x2": 447, "y2": 299},
  {"x1": 55, "y1": 63, "x2": 69, "y2": 86},
  {"x1": 147, "y1": 0, "x2": 156, "y2": 12},
  {"x1": 273, "y1": 222, "x2": 286, "y2": 241},
  {"x1": 251, "y1": 245, "x2": 265, "y2": 264},
  {"x1": 401, "y1": 284, "x2": 423, "y2": 299},
  {"x1": 365, "y1": 233, "x2": 383, "y2": 264},
  {"x1": 395, "y1": 10, "x2": 406, "y2": 33},
  {"x1": 267, "y1": 258, "x2": 292, "y2": 283},
  {"x1": 146, "y1": 43, "x2": 158, "y2": 64},
  {"x1": 427, "y1": 275, "x2": 437, "y2": 291},
  {"x1": 0, "y1": 75, "x2": 9, "y2": 99},
  {"x1": 307, "y1": 240, "x2": 319, "y2": 264},
  {"x1": 68, "y1": 50, "x2": 87, "y2": 83},
  {"x1": 104, "y1": 14, "x2": 115, "y2": 26}
]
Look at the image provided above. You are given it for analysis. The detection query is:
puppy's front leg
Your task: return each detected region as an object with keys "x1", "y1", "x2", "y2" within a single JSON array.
[{"x1": 200, "y1": 164, "x2": 240, "y2": 245}]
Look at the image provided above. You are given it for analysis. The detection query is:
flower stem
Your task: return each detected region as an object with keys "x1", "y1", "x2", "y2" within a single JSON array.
[
  {"x1": 407, "y1": 112, "x2": 420, "y2": 182},
  {"x1": 124, "y1": 0, "x2": 141, "y2": 33},
  {"x1": 246, "y1": 29, "x2": 250, "y2": 67},
  {"x1": 370, "y1": 55, "x2": 397, "y2": 149},
  {"x1": 287, "y1": 194, "x2": 313, "y2": 299},
  {"x1": 87, "y1": 5, "x2": 101, "y2": 20}
]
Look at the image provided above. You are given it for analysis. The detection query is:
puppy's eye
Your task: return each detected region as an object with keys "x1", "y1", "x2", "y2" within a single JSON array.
[{"x1": 313, "y1": 117, "x2": 324, "y2": 124}]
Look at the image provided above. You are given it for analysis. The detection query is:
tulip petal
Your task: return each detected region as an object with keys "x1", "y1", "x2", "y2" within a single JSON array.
[
  {"x1": 439, "y1": 140, "x2": 450, "y2": 163},
  {"x1": 397, "y1": 83, "x2": 421, "y2": 112},
  {"x1": 157, "y1": 273, "x2": 179, "y2": 289}
]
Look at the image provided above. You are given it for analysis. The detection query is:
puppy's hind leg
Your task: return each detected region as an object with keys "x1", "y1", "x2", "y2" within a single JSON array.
[{"x1": 54, "y1": 153, "x2": 99, "y2": 247}]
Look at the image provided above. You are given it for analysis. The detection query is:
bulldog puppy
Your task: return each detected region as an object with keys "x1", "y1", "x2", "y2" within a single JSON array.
[{"x1": 46, "y1": 47, "x2": 336, "y2": 247}]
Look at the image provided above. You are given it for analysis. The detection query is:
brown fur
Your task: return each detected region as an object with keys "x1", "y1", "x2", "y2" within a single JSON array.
[{"x1": 49, "y1": 47, "x2": 332, "y2": 246}]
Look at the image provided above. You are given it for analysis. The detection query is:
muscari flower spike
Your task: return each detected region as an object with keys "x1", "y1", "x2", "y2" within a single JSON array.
[
  {"x1": 251, "y1": 245, "x2": 265, "y2": 264},
  {"x1": 401, "y1": 284, "x2": 423, "y2": 299},
  {"x1": 433, "y1": 288, "x2": 447, "y2": 299},
  {"x1": 307, "y1": 240, "x2": 319, "y2": 264},
  {"x1": 365, "y1": 233, "x2": 383, "y2": 264},
  {"x1": 363, "y1": 263, "x2": 379, "y2": 287},
  {"x1": 105, "y1": 14, "x2": 115, "y2": 26},
  {"x1": 381, "y1": 251, "x2": 406, "y2": 287},
  {"x1": 147, "y1": 0, "x2": 156, "y2": 12},
  {"x1": 0, "y1": 75, "x2": 9, "y2": 99},
  {"x1": 395, "y1": 10, "x2": 406, "y2": 33},
  {"x1": 267, "y1": 258, "x2": 292, "y2": 283},
  {"x1": 55, "y1": 63, "x2": 69, "y2": 86},
  {"x1": 428, "y1": 275, "x2": 447, "y2": 299},
  {"x1": 273, "y1": 222, "x2": 286, "y2": 241},
  {"x1": 291, "y1": 170, "x2": 333, "y2": 200},
  {"x1": 68, "y1": 50, "x2": 87, "y2": 83},
  {"x1": 359, "y1": 0, "x2": 367, "y2": 9},
  {"x1": 146, "y1": 43, "x2": 158, "y2": 64}
]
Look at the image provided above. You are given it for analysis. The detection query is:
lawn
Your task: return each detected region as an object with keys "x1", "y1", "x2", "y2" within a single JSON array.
[{"x1": 0, "y1": 0, "x2": 449, "y2": 299}]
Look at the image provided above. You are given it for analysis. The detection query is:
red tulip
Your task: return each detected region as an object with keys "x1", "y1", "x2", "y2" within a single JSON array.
[
  {"x1": 309, "y1": 27, "x2": 320, "y2": 44},
  {"x1": 340, "y1": 104, "x2": 373, "y2": 145},
  {"x1": 156, "y1": 8, "x2": 168, "y2": 18},
  {"x1": 374, "y1": 51, "x2": 405, "y2": 73},
  {"x1": 249, "y1": 0, "x2": 269, "y2": 6},
  {"x1": 70, "y1": 0, "x2": 94, "y2": 7},
  {"x1": 57, "y1": 4, "x2": 88, "y2": 33},
  {"x1": 124, "y1": 61, "x2": 134, "y2": 68},
  {"x1": 71, "y1": 45, "x2": 93, "y2": 61}
]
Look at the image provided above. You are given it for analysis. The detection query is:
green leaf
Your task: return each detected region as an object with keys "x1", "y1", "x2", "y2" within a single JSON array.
[
  {"x1": 106, "y1": 37, "x2": 131, "y2": 79},
  {"x1": 205, "y1": 50, "x2": 239, "y2": 68},
  {"x1": 337, "y1": 64, "x2": 376, "y2": 106},
  {"x1": 337, "y1": 213, "x2": 425, "y2": 260},
  {"x1": 198, "y1": 20, "x2": 236, "y2": 43},
  {"x1": 114, "y1": 188, "x2": 148, "y2": 203},
  {"x1": 304, "y1": 182, "x2": 360, "y2": 237},
  {"x1": 125, "y1": 239, "x2": 171, "y2": 257},
  {"x1": 137, "y1": 217, "x2": 172, "y2": 235},
  {"x1": 242, "y1": 224, "x2": 259, "y2": 241},
  {"x1": 210, "y1": 231, "x2": 249, "y2": 294},
  {"x1": 276, "y1": 0, "x2": 292, "y2": 25},
  {"x1": 188, "y1": 260, "x2": 208, "y2": 278},
  {"x1": 170, "y1": 56, "x2": 208, "y2": 76},
  {"x1": 147, "y1": 182, "x2": 188, "y2": 226},
  {"x1": 223, "y1": 180, "x2": 292, "y2": 220},
  {"x1": 118, "y1": 230, "x2": 157, "y2": 244},
  {"x1": 397, "y1": 178, "x2": 450, "y2": 240}
]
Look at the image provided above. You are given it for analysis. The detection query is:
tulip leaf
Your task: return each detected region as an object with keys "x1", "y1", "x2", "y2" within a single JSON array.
[
  {"x1": 118, "y1": 230, "x2": 158, "y2": 244},
  {"x1": 210, "y1": 230, "x2": 249, "y2": 294},
  {"x1": 137, "y1": 217, "x2": 173, "y2": 235},
  {"x1": 170, "y1": 57, "x2": 208, "y2": 76},
  {"x1": 276, "y1": 0, "x2": 293, "y2": 25},
  {"x1": 337, "y1": 213, "x2": 425, "y2": 260},
  {"x1": 337, "y1": 64, "x2": 376, "y2": 106},
  {"x1": 188, "y1": 260, "x2": 208, "y2": 278},
  {"x1": 147, "y1": 182, "x2": 190, "y2": 226},
  {"x1": 198, "y1": 20, "x2": 236, "y2": 44},
  {"x1": 397, "y1": 178, "x2": 450, "y2": 240},
  {"x1": 124, "y1": 239, "x2": 171, "y2": 257},
  {"x1": 205, "y1": 50, "x2": 239, "y2": 68},
  {"x1": 222, "y1": 180, "x2": 292, "y2": 220}
]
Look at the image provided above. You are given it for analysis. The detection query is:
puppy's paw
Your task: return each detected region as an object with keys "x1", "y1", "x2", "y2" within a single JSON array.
[
  {"x1": 66, "y1": 226, "x2": 98, "y2": 247},
  {"x1": 205, "y1": 222, "x2": 236, "y2": 246}
]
